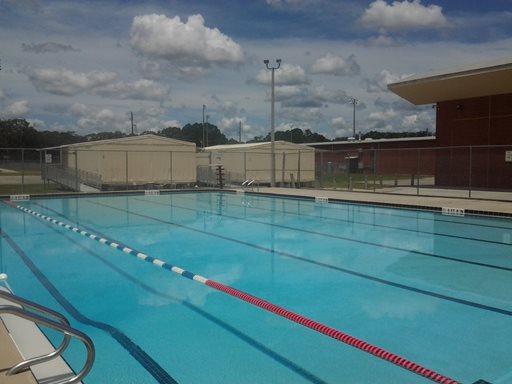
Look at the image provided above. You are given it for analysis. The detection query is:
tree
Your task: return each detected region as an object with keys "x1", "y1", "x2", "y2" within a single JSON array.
[{"x1": 0, "y1": 119, "x2": 40, "y2": 148}]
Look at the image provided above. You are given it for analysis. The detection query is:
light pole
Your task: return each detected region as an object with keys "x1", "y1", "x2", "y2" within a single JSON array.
[
  {"x1": 347, "y1": 97, "x2": 358, "y2": 138},
  {"x1": 202, "y1": 104, "x2": 206, "y2": 148},
  {"x1": 264, "y1": 58, "x2": 281, "y2": 187}
]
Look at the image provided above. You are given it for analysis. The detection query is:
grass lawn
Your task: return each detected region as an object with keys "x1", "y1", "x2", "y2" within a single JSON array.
[
  {"x1": 0, "y1": 184, "x2": 68, "y2": 195},
  {"x1": 318, "y1": 173, "x2": 420, "y2": 190}
]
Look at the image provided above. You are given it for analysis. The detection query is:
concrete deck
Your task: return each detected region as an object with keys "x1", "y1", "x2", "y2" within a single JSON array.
[
  {"x1": 252, "y1": 187, "x2": 512, "y2": 216},
  {"x1": 0, "y1": 320, "x2": 38, "y2": 384}
]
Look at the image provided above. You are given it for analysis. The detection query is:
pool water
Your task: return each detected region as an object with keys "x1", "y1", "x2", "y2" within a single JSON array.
[{"x1": 1, "y1": 192, "x2": 511, "y2": 384}]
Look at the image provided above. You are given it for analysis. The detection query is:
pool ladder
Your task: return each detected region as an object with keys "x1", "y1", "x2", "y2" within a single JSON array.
[
  {"x1": 242, "y1": 179, "x2": 257, "y2": 191},
  {"x1": 0, "y1": 290, "x2": 95, "y2": 384}
]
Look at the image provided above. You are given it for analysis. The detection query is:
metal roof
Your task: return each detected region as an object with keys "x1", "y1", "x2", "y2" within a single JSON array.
[
  {"x1": 387, "y1": 57, "x2": 512, "y2": 105},
  {"x1": 307, "y1": 136, "x2": 436, "y2": 147},
  {"x1": 42, "y1": 133, "x2": 195, "y2": 150},
  {"x1": 204, "y1": 141, "x2": 315, "y2": 151}
]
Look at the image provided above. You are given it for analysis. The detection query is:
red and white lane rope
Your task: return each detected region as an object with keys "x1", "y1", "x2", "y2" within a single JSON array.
[{"x1": 3, "y1": 200, "x2": 460, "y2": 384}]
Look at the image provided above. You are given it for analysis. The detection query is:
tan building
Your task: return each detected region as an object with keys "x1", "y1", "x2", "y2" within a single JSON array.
[
  {"x1": 198, "y1": 141, "x2": 316, "y2": 186},
  {"x1": 44, "y1": 134, "x2": 196, "y2": 190}
]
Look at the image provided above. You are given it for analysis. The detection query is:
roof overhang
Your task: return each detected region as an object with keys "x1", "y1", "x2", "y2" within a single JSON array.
[{"x1": 387, "y1": 57, "x2": 512, "y2": 105}]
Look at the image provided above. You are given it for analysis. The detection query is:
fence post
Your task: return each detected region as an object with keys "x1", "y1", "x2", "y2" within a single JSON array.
[
  {"x1": 297, "y1": 150, "x2": 301, "y2": 188},
  {"x1": 21, "y1": 148, "x2": 25, "y2": 194},
  {"x1": 373, "y1": 149, "x2": 376, "y2": 192},
  {"x1": 169, "y1": 151, "x2": 173, "y2": 186},
  {"x1": 468, "y1": 146, "x2": 472, "y2": 198},
  {"x1": 75, "y1": 150, "x2": 79, "y2": 192},
  {"x1": 281, "y1": 152, "x2": 286, "y2": 187},
  {"x1": 125, "y1": 151, "x2": 129, "y2": 190},
  {"x1": 244, "y1": 152, "x2": 247, "y2": 182},
  {"x1": 416, "y1": 149, "x2": 420, "y2": 196},
  {"x1": 319, "y1": 151, "x2": 324, "y2": 188},
  {"x1": 41, "y1": 150, "x2": 47, "y2": 194}
]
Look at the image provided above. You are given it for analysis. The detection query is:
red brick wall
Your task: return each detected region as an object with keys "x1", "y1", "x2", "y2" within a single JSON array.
[{"x1": 436, "y1": 93, "x2": 512, "y2": 188}]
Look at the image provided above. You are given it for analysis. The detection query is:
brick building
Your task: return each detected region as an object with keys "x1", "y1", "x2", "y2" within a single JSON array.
[{"x1": 310, "y1": 57, "x2": 512, "y2": 189}]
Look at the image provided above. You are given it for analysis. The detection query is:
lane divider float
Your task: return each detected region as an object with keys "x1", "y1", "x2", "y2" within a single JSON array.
[{"x1": 2, "y1": 200, "x2": 460, "y2": 384}]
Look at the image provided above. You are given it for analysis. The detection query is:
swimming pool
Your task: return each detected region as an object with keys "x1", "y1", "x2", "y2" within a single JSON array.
[{"x1": 1, "y1": 191, "x2": 511, "y2": 383}]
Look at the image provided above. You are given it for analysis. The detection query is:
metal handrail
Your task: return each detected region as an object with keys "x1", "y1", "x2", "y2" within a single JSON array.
[
  {"x1": 0, "y1": 293, "x2": 95, "y2": 384},
  {"x1": 0, "y1": 290, "x2": 72, "y2": 375}
]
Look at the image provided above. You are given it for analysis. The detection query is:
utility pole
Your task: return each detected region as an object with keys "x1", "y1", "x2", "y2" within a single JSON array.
[
  {"x1": 239, "y1": 121, "x2": 242, "y2": 143},
  {"x1": 264, "y1": 58, "x2": 282, "y2": 187},
  {"x1": 347, "y1": 97, "x2": 358, "y2": 138},
  {"x1": 130, "y1": 112, "x2": 136, "y2": 135}
]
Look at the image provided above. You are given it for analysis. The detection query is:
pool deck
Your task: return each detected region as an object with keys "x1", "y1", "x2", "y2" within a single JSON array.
[
  {"x1": 0, "y1": 319, "x2": 37, "y2": 384},
  {"x1": 252, "y1": 187, "x2": 512, "y2": 216},
  {"x1": 0, "y1": 288, "x2": 78, "y2": 384}
]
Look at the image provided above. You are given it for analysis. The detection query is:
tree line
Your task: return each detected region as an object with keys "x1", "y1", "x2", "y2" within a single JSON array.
[{"x1": 0, "y1": 119, "x2": 433, "y2": 149}]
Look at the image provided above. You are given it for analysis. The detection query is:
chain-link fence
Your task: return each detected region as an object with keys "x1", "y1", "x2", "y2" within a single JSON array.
[
  {"x1": 0, "y1": 145, "x2": 511, "y2": 200},
  {"x1": 314, "y1": 145, "x2": 512, "y2": 200}
]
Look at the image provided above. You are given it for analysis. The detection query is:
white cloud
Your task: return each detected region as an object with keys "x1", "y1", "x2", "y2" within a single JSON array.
[
  {"x1": 331, "y1": 117, "x2": 351, "y2": 138},
  {"x1": 279, "y1": 107, "x2": 325, "y2": 123},
  {"x1": 25, "y1": 68, "x2": 118, "y2": 96},
  {"x1": 1, "y1": 100, "x2": 29, "y2": 118},
  {"x1": 368, "y1": 108, "x2": 398, "y2": 121},
  {"x1": 275, "y1": 85, "x2": 304, "y2": 101},
  {"x1": 22, "y1": 42, "x2": 79, "y2": 54},
  {"x1": 219, "y1": 116, "x2": 247, "y2": 131},
  {"x1": 129, "y1": 14, "x2": 244, "y2": 67},
  {"x1": 366, "y1": 69, "x2": 412, "y2": 93},
  {"x1": 77, "y1": 108, "x2": 116, "y2": 131},
  {"x1": 139, "y1": 60, "x2": 162, "y2": 80},
  {"x1": 314, "y1": 86, "x2": 349, "y2": 103},
  {"x1": 265, "y1": 0, "x2": 318, "y2": 7},
  {"x1": 25, "y1": 68, "x2": 168, "y2": 101},
  {"x1": 361, "y1": 0, "x2": 449, "y2": 32},
  {"x1": 218, "y1": 101, "x2": 239, "y2": 118},
  {"x1": 366, "y1": 34, "x2": 399, "y2": 47},
  {"x1": 400, "y1": 111, "x2": 434, "y2": 130},
  {"x1": 331, "y1": 116, "x2": 348, "y2": 128},
  {"x1": 96, "y1": 109, "x2": 115, "y2": 120},
  {"x1": 255, "y1": 63, "x2": 309, "y2": 86},
  {"x1": 310, "y1": 53, "x2": 360, "y2": 76},
  {"x1": 161, "y1": 120, "x2": 181, "y2": 128},
  {"x1": 27, "y1": 118, "x2": 47, "y2": 129},
  {"x1": 70, "y1": 104, "x2": 179, "y2": 134},
  {"x1": 95, "y1": 79, "x2": 169, "y2": 101},
  {"x1": 70, "y1": 103, "x2": 89, "y2": 117}
]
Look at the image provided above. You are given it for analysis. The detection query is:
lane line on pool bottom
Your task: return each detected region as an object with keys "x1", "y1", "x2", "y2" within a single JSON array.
[
  {"x1": 0, "y1": 228, "x2": 178, "y2": 384},
  {"x1": 30, "y1": 210, "x2": 329, "y2": 384},
  {"x1": 3, "y1": 200, "x2": 459, "y2": 384},
  {"x1": 83, "y1": 199, "x2": 511, "y2": 316}
]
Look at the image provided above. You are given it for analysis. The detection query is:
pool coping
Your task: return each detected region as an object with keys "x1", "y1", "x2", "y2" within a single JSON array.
[
  {"x1": 0, "y1": 287, "x2": 79, "y2": 384},
  {"x1": 2, "y1": 187, "x2": 512, "y2": 218},
  {"x1": 241, "y1": 187, "x2": 512, "y2": 218}
]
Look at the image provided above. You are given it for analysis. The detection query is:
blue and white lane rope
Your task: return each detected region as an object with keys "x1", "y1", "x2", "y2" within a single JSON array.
[{"x1": 2, "y1": 200, "x2": 459, "y2": 384}]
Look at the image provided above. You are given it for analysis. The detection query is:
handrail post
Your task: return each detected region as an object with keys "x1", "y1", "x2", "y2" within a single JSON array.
[
  {"x1": 0, "y1": 291, "x2": 95, "y2": 384},
  {"x1": 0, "y1": 290, "x2": 71, "y2": 375}
]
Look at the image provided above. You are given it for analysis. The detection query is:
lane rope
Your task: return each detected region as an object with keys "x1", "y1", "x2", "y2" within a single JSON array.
[{"x1": 2, "y1": 200, "x2": 460, "y2": 384}]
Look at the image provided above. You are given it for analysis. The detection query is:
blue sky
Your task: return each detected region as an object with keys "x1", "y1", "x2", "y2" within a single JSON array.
[{"x1": 0, "y1": 0, "x2": 511, "y2": 141}]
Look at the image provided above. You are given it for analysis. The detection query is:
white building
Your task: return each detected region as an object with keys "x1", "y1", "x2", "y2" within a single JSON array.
[
  {"x1": 198, "y1": 141, "x2": 316, "y2": 186},
  {"x1": 44, "y1": 134, "x2": 196, "y2": 190}
]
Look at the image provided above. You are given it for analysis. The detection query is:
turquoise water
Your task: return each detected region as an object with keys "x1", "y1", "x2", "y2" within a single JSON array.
[{"x1": 1, "y1": 192, "x2": 511, "y2": 384}]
